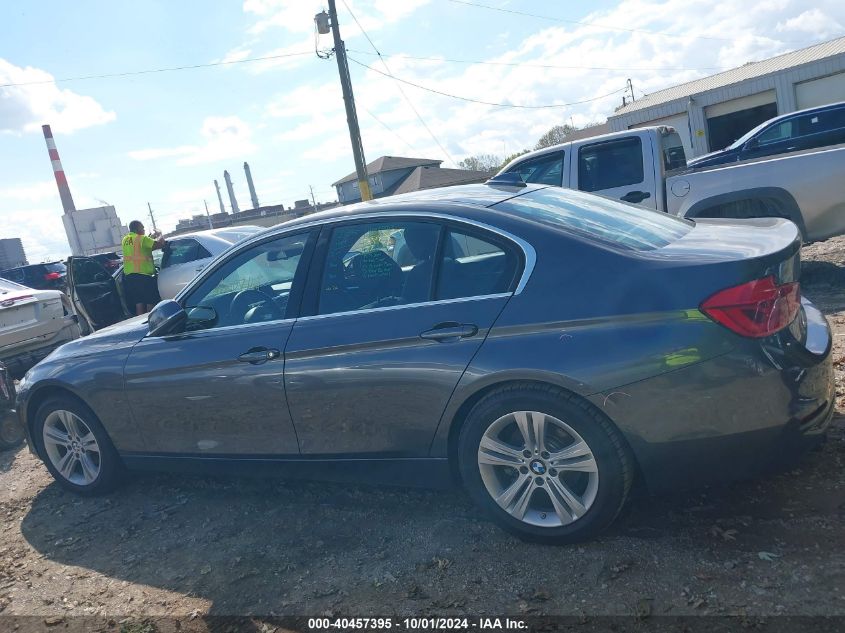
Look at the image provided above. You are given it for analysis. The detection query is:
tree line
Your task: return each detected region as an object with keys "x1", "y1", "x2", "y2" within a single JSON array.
[{"x1": 457, "y1": 124, "x2": 578, "y2": 172}]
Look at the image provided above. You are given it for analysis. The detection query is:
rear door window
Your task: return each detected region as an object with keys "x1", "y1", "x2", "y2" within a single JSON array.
[
  {"x1": 161, "y1": 239, "x2": 212, "y2": 269},
  {"x1": 436, "y1": 228, "x2": 519, "y2": 300},
  {"x1": 317, "y1": 221, "x2": 440, "y2": 315},
  {"x1": 578, "y1": 137, "x2": 644, "y2": 192}
]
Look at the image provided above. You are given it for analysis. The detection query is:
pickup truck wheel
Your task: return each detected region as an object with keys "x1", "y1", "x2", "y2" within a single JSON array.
[{"x1": 34, "y1": 396, "x2": 122, "y2": 494}]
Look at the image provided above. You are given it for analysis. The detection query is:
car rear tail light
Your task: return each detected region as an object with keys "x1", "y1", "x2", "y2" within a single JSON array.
[
  {"x1": 700, "y1": 276, "x2": 800, "y2": 338},
  {"x1": 44, "y1": 272, "x2": 62, "y2": 280}
]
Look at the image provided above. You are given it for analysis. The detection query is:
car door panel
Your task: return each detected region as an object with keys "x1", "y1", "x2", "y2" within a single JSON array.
[
  {"x1": 574, "y1": 135, "x2": 658, "y2": 210},
  {"x1": 159, "y1": 256, "x2": 212, "y2": 299},
  {"x1": 284, "y1": 296, "x2": 510, "y2": 456},
  {"x1": 124, "y1": 321, "x2": 299, "y2": 455},
  {"x1": 68, "y1": 256, "x2": 125, "y2": 330},
  {"x1": 124, "y1": 229, "x2": 316, "y2": 456}
]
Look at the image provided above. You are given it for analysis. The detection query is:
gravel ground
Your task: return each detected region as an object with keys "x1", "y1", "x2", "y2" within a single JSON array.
[{"x1": 2, "y1": 237, "x2": 845, "y2": 623}]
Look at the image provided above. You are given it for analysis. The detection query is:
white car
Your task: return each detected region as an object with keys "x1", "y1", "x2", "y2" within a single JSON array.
[
  {"x1": 0, "y1": 278, "x2": 81, "y2": 378},
  {"x1": 157, "y1": 226, "x2": 263, "y2": 299}
]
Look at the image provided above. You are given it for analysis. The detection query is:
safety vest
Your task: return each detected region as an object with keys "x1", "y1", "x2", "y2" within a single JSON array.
[{"x1": 122, "y1": 232, "x2": 156, "y2": 276}]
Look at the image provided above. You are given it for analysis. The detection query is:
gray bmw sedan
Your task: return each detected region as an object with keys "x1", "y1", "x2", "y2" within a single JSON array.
[{"x1": 15, "y1": 182, "x2": 834, "y2": 543}]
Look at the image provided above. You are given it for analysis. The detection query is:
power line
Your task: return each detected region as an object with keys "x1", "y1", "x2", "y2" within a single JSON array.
[
  {"x1": 446, "y1": 0, "x2": 818, "y2": 45},
  {"x1": 347, "y1": 57, "x2": 627, "y2": 108},
  {"x1": 0, "y1": 51, "x2": 313, "y2": 88},
  {"x1": 345, "y1": 48, "x2": 731, "y2": 72},
  {"x1": 360, "y1": 106, "x2": 419, "y2": 153},
  {"x1": 341, "y1": 0, "x2": 457, "y2": 166}
]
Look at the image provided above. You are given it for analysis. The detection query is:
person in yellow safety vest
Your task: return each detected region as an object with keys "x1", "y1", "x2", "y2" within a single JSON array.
[{"x1": 122, "y1": 220, "x2": 167, "y2": 316}]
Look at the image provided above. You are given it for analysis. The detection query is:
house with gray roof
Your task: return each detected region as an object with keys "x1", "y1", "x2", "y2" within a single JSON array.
[{"x1": 332, "y1": 156, "x2": 491, "y2": 204}]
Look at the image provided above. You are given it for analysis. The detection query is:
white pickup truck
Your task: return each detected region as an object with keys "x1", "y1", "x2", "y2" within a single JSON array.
[{"x1": 498, "y1": 126, "x2": 845, "y2": 242}]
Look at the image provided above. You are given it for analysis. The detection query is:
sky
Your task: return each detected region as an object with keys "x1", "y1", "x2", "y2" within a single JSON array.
[{"x1": 1, "y1": 0, "x2": 843, "y2": 262}]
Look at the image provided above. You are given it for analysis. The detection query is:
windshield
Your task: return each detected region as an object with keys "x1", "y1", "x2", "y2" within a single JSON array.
[
  {"x1": 726, "y1": 117, "x2": 776, "y2": 150},
  {"x1": 494, "y1": 187, "x2": 692, "y2": 251}
]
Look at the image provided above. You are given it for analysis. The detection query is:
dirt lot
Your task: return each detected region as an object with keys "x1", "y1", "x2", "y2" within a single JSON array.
[{"x1": 2, "y1": 237, "x2": 845, "y2": 624}]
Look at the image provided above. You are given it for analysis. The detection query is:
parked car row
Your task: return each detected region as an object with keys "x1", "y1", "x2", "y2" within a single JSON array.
[{"x1": 12, "y1": 183, "x2": 833, "y2": 543}]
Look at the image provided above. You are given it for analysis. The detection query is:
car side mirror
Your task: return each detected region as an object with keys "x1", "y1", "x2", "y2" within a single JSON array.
[
  {"x1": 147, "y1": 300, "x2": 187, "y2": 337},
  {"x1": 743, "y1": 137, "x2": 759, "y2": 151},
  {"x1": 185, "y1": 305, "x2": 218, "y2": 331}
]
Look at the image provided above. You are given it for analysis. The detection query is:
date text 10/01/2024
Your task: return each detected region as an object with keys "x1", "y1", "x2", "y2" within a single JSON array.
[{"x1": 307, "y1": 618, "x2": 528, "y2": 630}]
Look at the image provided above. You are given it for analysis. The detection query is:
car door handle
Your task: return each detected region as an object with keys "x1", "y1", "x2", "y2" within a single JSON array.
[
  {"x1": 620, "y1": 190, "x2": 651, "y2": 203},
  {"x1": 238, "y1": 347, "x2": 281, "y2": 364},
  {"x1": 420, "y1": 323, "x2": 478, "y2": 342}
]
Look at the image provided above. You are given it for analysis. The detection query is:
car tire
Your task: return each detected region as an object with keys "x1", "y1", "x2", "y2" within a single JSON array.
[
  {"x1": 458, "y1": 383, "x2": 634, "y2": 544},
  {"x1": 0, "y1": 415, "x2": 24, "y2": 451},
  {"x1": 33, "y1": 396, "x2": 122, "y2": 495}
]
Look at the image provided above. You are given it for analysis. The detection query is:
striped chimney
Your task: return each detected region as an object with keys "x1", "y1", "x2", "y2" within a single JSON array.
[{"x1": 42, "y1": 125, "x2": 76, "y2": 213}]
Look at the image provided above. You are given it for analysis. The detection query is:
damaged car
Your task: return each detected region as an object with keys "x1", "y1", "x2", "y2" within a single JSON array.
[
  {"x1": 0, "y1": 278, "x2": 80, "y2": 379},
  {"x1": 14, "y1": 182, "x2": 834, "y2": 543}
]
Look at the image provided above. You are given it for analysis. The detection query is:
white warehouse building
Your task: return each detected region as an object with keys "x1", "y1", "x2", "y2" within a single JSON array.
[
  {"x1": 63, "y1": 205, "x2": 127, "y2": 256},
  {"x1": 608, "y1": 37, "x2": 845, "y2": 159}
]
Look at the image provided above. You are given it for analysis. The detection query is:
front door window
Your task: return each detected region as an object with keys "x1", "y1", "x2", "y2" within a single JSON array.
[{"x1": 185, "y1": 232, "x2": 311, "y2": 330}]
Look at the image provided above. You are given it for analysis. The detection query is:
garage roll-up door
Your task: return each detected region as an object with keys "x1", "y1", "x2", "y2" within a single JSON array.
[{"x1": 796, "y1": 73, "x2": 845, "y2": 110}]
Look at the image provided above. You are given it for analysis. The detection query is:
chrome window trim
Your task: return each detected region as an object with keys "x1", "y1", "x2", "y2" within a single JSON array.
[
  {"x1": 296, "y1": 292, "x2": 512, "y2": 323},
  {"x1": 153, "y1": 316, "x2": 297, "y2": 339},
  {"x1": 214, "y1": 210, "x2": 536, "y2": 295}
]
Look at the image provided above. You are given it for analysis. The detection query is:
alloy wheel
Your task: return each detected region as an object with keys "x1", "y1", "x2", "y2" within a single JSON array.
[
  {"x1": 477, "y1": 410, "x2": 599, "y2": 527},
  {"x1": 42, "y1": 409, "x2": 101, "y2": 486}
]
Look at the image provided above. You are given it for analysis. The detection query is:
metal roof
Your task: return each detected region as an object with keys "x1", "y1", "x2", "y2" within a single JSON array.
[
  {"x1": 614, "y1": 36, "x2": 845, "y2": 116},
  {"x1": 332, "y1": 156, "x2": 442, "y2": 186},
  {"x1": 392, "y1": 166, "x2": 491, "y2": 195}
]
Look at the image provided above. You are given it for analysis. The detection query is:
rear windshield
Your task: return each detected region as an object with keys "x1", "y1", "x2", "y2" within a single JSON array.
[
  {"x1": 44, "y1": 262, "x2": 66, "y2": 273},
  {"x1": 493, "y1": 187, "x2": 692, "y2": 251},
  {"x1": 661, "y1": 131, "x2": 687, "y2": 171}
]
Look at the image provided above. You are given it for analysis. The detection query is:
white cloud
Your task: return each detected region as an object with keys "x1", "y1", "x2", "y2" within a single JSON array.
[
  {"x1": 0, "y1": 59, "x2": 115, "y2": 135},
  {"x1": 277, "y1": 0, "x2": 845, "y2": 172},
  {"x1": 4, "y1": 207, "x2": 70, "y2": 263},
  {"x1": 236, "y1": 0, "x2": 433, "y2": 73},
  {"x1": 777, "y1": 8, "x2": 843, "y2": 37},
  {"x1": 128, "y1": 116, "x2": 257, "y2": 166},
  {"x1": 0, "y1": 181, "x2": 57, "y2": 203}
]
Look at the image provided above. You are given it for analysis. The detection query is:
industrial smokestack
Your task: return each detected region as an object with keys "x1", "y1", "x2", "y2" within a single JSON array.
[
  {"x1": 43, "y1": 124, "x2": 83, "y2": 255},
  {"x1": 214, "y1": 179, "x2": 226, "y2": 214},
  {"x1": 42, "y1": 125, "x2": 76, "y2": 213},
  {"x1": 244, "y1": 162, "x2": 259, "y2": 209},
  {"x1": 224, "y1": 170, "x2": 240, "y2": 213}
]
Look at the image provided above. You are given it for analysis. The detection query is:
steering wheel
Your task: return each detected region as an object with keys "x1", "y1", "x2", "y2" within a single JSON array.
[{"x1": 229, "y1": 289, "x2": 283, "y2": 323}]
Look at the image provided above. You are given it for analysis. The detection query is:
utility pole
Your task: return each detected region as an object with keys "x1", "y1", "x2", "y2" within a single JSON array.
[
  {"x1": 309, "y1": 185, "x2": 317, "y2": 208},
  {"x1": 317, "y1": 0, "x2": 372, "y2": 201},
  {"x1": 627, "y1": 78, "x2": 636, "y2": 102},
  {"x1": 147, "y1": 202, "x2": 158, "y2": 234},
  {"x1": 203, "y1": 200, "x2": 213, "y2": 230}
]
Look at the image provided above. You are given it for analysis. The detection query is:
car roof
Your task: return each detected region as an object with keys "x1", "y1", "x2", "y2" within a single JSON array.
[
  {"x1": 171, "y1": 226, "x2": 263, "y2": 243},
  {"x1": 256, "y1": 183, "x2": 542, "y2": 233}
]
